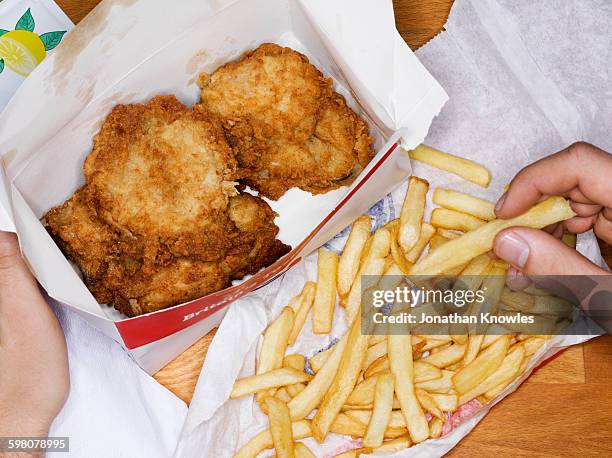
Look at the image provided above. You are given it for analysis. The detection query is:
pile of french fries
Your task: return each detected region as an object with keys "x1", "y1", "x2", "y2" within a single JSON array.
[{"x1": 231, "y1": 146, "x2": 577, "y2": 458}]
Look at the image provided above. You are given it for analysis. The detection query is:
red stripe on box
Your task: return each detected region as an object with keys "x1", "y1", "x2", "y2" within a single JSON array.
[{"x1": 115, "y1": 142, "x2": 400, "y2": 349}]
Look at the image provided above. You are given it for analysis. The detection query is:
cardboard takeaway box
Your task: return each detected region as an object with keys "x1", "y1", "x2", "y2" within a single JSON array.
[{"x1": 0, "y1": 0, "x2": 447, "y2": 373}]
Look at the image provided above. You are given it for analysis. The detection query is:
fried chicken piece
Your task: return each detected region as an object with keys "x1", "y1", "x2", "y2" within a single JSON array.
[
  {"x1": 46, "y1": 188, "x2": 289, "y2": 317},
  {"x1": 197, "y1": 43, "x2": 375, "y2": 200},
  {"x1": 113, "y1": 193, "x2": 290, "y2": 316},
  {"x1": 45, "y1": 187, "x2": 143, "y2": 304},
  {"x1": 84, "y1": 95, "x2": 238, "y2": 262},
  {"x1": 198, "y1": 43, "x2": 332, "y2": 144}
]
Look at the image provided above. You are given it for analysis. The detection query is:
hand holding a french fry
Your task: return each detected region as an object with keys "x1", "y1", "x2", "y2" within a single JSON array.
[{"x1": 494, "y1": 142, "x2": 612, "y2": 277}]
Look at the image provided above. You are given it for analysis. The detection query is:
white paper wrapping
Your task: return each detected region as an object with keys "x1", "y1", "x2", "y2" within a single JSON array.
[{"x1": 176, "y1": 0, "x2": 610, "y2": 456}]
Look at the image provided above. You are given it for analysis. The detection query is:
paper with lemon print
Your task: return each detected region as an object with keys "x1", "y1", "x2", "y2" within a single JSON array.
[{"x1": 0, "y1": 0, "x2": 72, "y2": 109}]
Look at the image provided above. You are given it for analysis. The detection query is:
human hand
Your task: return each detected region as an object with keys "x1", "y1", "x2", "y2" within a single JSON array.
[
  {"x1": 493, "y1": 142, "x2": 611, "y2": 279},
  {"x1": 0, "y1": 231, "x2": 69, "y2": 446}
]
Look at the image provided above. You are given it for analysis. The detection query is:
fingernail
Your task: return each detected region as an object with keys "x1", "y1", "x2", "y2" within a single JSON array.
[
  {"x1": 495, "y1": 192, "x2": 507, "y2": 214},
  {"x1": 495, "y1": 231, "x2": 530, "y2": 268}
]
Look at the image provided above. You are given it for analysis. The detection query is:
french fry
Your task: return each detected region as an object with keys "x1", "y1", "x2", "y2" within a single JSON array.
[
  {"x1": 429, "y1": 417, "x2": 444, "y2": 439},
  {"x1": 452, "y1": 335, "x2": 510, "y2": 395},
  {"x1": 288, "y1": 283, "x2": 316, "y2": 345},
  {"x1": 329, "y1": 413, "x2": 366, "y2": 436},
  {"x1": 276, "y1": 387, "x2": 292, "y2": 403},
  {"x1": 231, "y1": 368, "x2": 313, "y2": 399},
  {"x1": 284, "y1": 354, "x2": 307, "y2": 398},
  {"x1": 345, "y1": 228, "x2": 391, "y2": 323},
  {"x1": 388, "y1": 334, "x2": 429, "y2": 443},
  {"x1": 311, "y1": 318, "x2": 370, "y2": 441},
  {"x1": 346, "y1": 410, "x2": 407, "y2": 430},
  {"x1": 408, "y1": 145, "x2": 491, "y2": 188},
  {"x1": 524, "y1": 284, "x2": 552, "y2": 296},
  {"x1": 519, "y1": 336, "x2": 547, "y2": 356},
  {"x1": 373, "y1": 434, "x2": 412, "y2": 453},
  {"x1": 436, "y1": 228, "x2": 463, "y2": 239},
  {"x1": 308, "y1": 346, "x2": 334, "y2": 373},
  {"x1": 410, "y1": 197, "x2": 575, "y2": 276},
  {"x1": 390, "y1": 229, "x2": 413, "y2": 274},
  {"x1": 463, "y1": 335, "x2": 485, "y2": 366},
  {"x1": 421, "y1": 343, "x2": 467, "y2": 368},
  {"x1": 430, "y1": 392, "x2": 458, "y2": 412},
  {"x1": 257, "y1": 307, "x2": 296, "y2": 403},
  {"x1": 289, "y1": 335, "x2": 348, "y2": 420},
  {"x1": 293, "y1": 443, "x2": 315, "y2": 458},
  {"x1": 459, "y1": 345, "x2": 525, "y2": 405},
  {"x1": 264, "y1": 397, "x2": 295, "y2": 458},
  {"x1": 415, "y1": 369, "x2": 454, "y2": 392},
  {"x1": 405, "y1": 223, "x2": 436, "y2": 263},
  {"x1": 338, "y1": 216, "x2": 372, "y2": 297},
  {"x1": 431, "y1": 208, "x2": 486, "y2": 232},
  {"x1": 433, "y1": 188, "x2": 496, "y2": 221},
  {"x1": 234, "y1": 420, "x2": 312, "y2": 458},
  {"x1": 399, "y1": 177, "x2": 429, "y2": 252},
  {"x1": 312, "y1": 250, "x2": 339, "y2": 334},
  {"x1": 363, "y1": 372, "x2": 395, "y2": 447},
  {"x1": 415, "y1": 388, "x2": 444, "y2": 420},
  {"x1": 364, "y1": 356, "x2": 389, "y2": 379},
  {"x1": 362, "y1": 340, "x2": 388, "y2": 371},
  {"x1": 429, "y1": 233, "x2": 451, "y2": 251}
]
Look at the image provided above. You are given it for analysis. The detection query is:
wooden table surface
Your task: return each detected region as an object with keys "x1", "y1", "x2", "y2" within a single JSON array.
[{"x1": 55, "y1": 0, "x2": 612, "y2": 456}]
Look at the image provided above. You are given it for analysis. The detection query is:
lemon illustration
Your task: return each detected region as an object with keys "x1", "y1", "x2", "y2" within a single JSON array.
[{"x1": 0, "y1": 30, "x2": 46, "y2": 77}]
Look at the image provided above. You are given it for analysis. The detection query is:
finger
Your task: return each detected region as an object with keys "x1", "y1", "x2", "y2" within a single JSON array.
[
  {"x1": 0, "y1": 232, "x2": 56, "y2": 338},
  {"x1": 594, "y1": 213, "x2": 612, "y2": 245},
  {"x1": 564, "y1": 215, "x2": 597, "y2": 234},
  {"x1": 570, "y1": 202, "x2": 602, "y2": 217},
  {"x1": 506, "y1": 266, "x2": 532, "y2": 291},
  {"x1": 494, "y1": 227, "x2": 608, "y2": 276},
  {"x1": 496, "y1": 142, "x2": 612, "y2": 218}
]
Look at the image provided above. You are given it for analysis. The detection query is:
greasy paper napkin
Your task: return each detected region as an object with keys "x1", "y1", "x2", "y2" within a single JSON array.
[{"x1": 175, "y1": 0, "x2": 610, "y2": 456}]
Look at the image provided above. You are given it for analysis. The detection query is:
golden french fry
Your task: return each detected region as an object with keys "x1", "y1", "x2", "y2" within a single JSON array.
[
  {"x1": 293, "y1": 442, "x2": 315, "y2": 458},
  {"x1": 276, "y1": 387, "x2": 292, "y2": 403},
  {"x1": 234, "y1": 420, "x2": 312, "y2": 458},
  {"x1": 284, "y1": 354, "x2": 307, "y2": 398},
  {"x1": 406, "y1": 223, "x2": 436, "y2": 263},
  {"x1": 308, "y1": 346, "x2": 334, "y2": 373},
  {"x1": 373, "y1": 434, "x2": 412, "y2": 453},
  {"x1": 429, "y1": 417, "x2": 444, "y2": 439},
  {"x1": 415, "y1": 369, "x2": 454, "y2": 392},
  {"x1": 345, "y1": 228, "x2": 391, "y2": 323},
  {"x1": 422, "y1": 343, "x2": 467, "y2": 368},
  {"x1": 288, "y1": 283, "x2": 316, "y2": 345},
  {"x1": 289, "y1": 335, "x2": 348, "y2": 420},
  {"x1": 433, "y1": 188, "x2": 496, "y2": 221},
  {"x1": 329, "y1": 413, "x2": 366, "y2": 436},
  {"x1": 519, "y1": 336, "x2": 547, "y2": 356},
  {"x1": 257, "y1": 307, "x2": 296, "y2": 403},
  {"x1": 429, "y1": 233, "x2": 451, "y2": 251},
  {"x1": 364, "y1": 356, "x2": 389, "y2": 379},
  {"x1": 430, "y1": 392, "x2": 458, "y2": 412},
  {"x1": 346, "y1": 410, "x2": 407, "y2": 429},
  {"x1": 459, "y1": 345, "x2": 525, "y2": 405},
  {"x1": 362, "y1": 340, "x2": 388, "y2": 371},
  {"x1": 410, "y1": 197, "x2": 575, "y2": 276},
  {"x1": 390, "y1": 230, "x2": 413, "y2": 274},
  {"x1": 452, "y1": 335, "x2": 510, "y2": 395},
  {"x1": 388, "y1": 334, "x2": 429, "y2": 443},
  {"x1": 338, "y1": 216, "x2": 372, "y2": 297},
  {"x1": 231, "y1": 368, "x2": 312, "y2": 399},
  {"x1": 264, "y1": 397, "x2": 295, "y2": 458},
  {"x1": 312, "y1": 250, "x2": 339, "y2": 334},
  {"x1": 363, "y1": 372, "x2": 395, "y2": 448},
  {"x1": 524, "y1": 284, "x2": 552, "y2": 296},
  {"x1": 463, "y1": 335, "x2": 485, "y2": 366},
  {"x1": 399, "y1": 177, "x2": 429, "y2": 252},
  {"x1": 408, "y1": 145, "x2": 491, "y2": 188},
  {"x1": 431, "y1": 208, "x2": 486, "y2": 232},
  {"x1": 415, "y1": 388, "x2": 444, "y2": 420},
  {"x1": 311, "y1": 318, "x2": 370, "y2": 441}
]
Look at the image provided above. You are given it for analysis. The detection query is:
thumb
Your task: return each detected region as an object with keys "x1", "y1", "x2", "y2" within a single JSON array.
[{"x1": 494, "y1": 227, "x2": 607, "y2": 276}]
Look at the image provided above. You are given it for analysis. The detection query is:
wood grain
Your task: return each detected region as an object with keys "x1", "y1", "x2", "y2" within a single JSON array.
[{"x1": 56, "y1": 0, "x2": 612, "y2": 455}]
